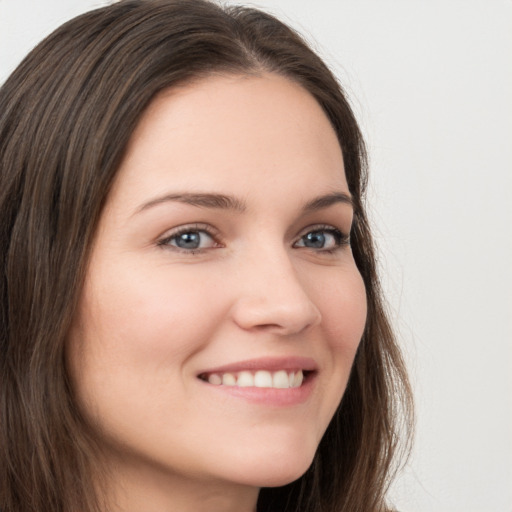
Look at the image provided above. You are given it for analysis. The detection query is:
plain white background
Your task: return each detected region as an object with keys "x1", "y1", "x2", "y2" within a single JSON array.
[{"x1": 1, "y1": 1, "x2": 511, "y2": 511}]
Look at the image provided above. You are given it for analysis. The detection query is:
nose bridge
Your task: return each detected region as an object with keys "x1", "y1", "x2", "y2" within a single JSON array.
[{"x1": 230, "y1": 242, "x2": 322, "y2": 334}]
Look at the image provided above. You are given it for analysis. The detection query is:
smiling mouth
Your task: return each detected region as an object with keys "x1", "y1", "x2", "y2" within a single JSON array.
[{"x1": 198, "y1": 369, "x2": 312, "y2": 389}]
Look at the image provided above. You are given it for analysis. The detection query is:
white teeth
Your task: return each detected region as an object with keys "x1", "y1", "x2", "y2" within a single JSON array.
[
  {"x1": 254, "y1": 370, "x2": 273, "y2": 388},
  {"x1": 292, "y1": 371, "x2": 303, "y2": 388},
  {"x1": 204, "y1": 369, "x2": 305, "y2": 389},
  {"x1": 272, "y1": 370, "x2": 290, "y2": 388},
  {"x1": 208, "y1": 373, "x2": 222, "y2": 386},
  {"x1": 222, "y1": 373, "x2": 236, "y2": 386},
  {"x1": 237, "y1": 371, "x2": 254, "y2": 387}
]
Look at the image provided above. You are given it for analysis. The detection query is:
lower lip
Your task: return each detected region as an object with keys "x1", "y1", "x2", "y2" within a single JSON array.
[{"x1": 200, "y1": 373, "x2": 316, "y2": 407}]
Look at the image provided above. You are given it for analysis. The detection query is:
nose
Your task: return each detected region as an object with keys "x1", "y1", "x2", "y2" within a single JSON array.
[{"x1": 229, "y1": 249, "x2": 322, "y2": 336}]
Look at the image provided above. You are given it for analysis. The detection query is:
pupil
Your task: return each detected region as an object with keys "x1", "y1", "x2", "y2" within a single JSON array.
[
  {"x1": 305, "y1": 232, "x2": 325, "y2": 248},
  {"x1": 176, "y1": 232, "x2": 200, "y2": 249}
]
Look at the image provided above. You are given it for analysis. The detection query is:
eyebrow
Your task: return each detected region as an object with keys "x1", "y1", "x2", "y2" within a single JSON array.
[
  {"x1": 302, "y1": 192, "x2": 354, "y2": 212},
  {"x1": 136, "y1": 193, "x2": 247, "y2": 214},
  {"x1": 135, "y1": 190, "x2": 353, "y2": 215}
]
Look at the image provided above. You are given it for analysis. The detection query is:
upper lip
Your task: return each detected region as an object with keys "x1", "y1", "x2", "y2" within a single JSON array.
[{"x1": 197, "y1": 356, "x2": 318, "y2": 376}]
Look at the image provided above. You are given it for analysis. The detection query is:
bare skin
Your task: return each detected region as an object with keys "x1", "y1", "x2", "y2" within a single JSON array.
[{"x1": 67, "y1": 73, "x2": 367, "y2": 512}]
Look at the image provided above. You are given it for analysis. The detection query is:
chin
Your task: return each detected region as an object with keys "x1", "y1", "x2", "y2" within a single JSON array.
[
  {"x1": 222, "y1": 440, "x2": 318, "y2": 489},
  {"x1": 242, "y1": 460, "x2": 314, "y2": 489},
  {"x1": 254, "y1": 463, "x2": 313, "y2": 489}
]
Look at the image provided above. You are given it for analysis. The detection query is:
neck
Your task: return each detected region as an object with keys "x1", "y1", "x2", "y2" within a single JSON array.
[{"x1": 99, "y1": 457, "x2": 260, "y2": 512}]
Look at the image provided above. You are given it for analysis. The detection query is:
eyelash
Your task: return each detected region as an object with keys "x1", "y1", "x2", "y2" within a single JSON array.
[
  {"x1": 295, "y1": 225, "x2": 351, "y2": 254},
  {"x1": 157, "y1": 223, "x2": 220, "y2": 254},
  {"x1": 157, "y1": 223, "x2": 350, "y2": 255}
]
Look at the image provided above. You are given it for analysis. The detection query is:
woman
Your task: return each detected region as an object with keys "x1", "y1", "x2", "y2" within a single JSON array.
[{"x1": 0, "y1": 1, "x2": 413, "y2": 511}]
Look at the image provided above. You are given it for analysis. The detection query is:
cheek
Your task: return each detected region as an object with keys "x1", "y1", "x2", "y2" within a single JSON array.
[
  {"x1": 66, "y1": 265, "x2": 229, "y2": 445},
  {"x1": 77, "y1": 263, "x2": 222, "y2": 365},
  {"x1": 66, "y1": 263, "x2": 228, "y2": 422},
  {"x1": 284, "y1": 267, "x2": 367, "y2": 449},
  {"x1": 318, "y1": 269, "x2": 367, "y2": 355},
  {"x1": 314, "y1": 268, "x2": 366, "y2": 411}
]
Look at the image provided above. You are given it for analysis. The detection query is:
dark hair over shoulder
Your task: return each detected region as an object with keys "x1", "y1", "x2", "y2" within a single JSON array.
[{"x1": 0, "y1": 1, "x2": 413, "y2": 511}]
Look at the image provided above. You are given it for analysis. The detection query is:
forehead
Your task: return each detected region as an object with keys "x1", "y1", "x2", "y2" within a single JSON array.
[{"x1": 110, "y1": 72, "x2": 348, "y2": 210}]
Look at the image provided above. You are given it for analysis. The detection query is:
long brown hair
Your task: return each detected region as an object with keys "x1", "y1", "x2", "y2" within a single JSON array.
[{"x1": 0, "y1": 1, "x2": 413, "y2": 511}]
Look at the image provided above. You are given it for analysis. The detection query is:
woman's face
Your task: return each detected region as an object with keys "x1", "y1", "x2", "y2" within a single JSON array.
[{"x1": 68, "y1": 73, "x2": 367, "y2": 505}]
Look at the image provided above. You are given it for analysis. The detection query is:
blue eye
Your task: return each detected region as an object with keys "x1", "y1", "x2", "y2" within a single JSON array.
[
  {"x1": 295, "y1": 228, "x2": 348, "y2": 251},
  {"x1": 159, "y1": 227, "x2": 217, "y2": 252}
]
